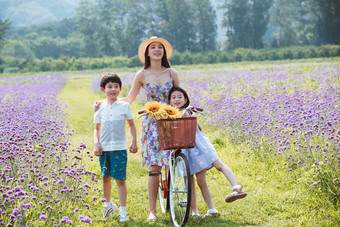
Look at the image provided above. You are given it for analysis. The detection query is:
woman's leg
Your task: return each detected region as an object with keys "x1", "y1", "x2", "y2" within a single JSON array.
[
  {"x1": 195, "y1": 170, "x2": 214, "y2": 209},
  {"x1": 115, "y1": 179, "x2": 127, "y2": 207},
  {"x1": 213, "y1": 160, "x2": 237, "y2": 187},
  {"x1": 103, "y1": 176, "x2": 112, "y2": 202},
  {"x1": 148, "y1": 165, "x2": 162, "y2": 216}
]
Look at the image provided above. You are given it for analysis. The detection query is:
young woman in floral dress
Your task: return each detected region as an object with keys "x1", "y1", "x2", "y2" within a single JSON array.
[{"x1": 105, "y1": 37, "x2": 179, "y2": 221}]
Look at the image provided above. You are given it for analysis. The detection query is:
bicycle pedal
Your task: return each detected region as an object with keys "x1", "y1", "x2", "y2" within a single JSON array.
[{"x1": 177, "y1": 201, "x2": 187, "y2": 207}]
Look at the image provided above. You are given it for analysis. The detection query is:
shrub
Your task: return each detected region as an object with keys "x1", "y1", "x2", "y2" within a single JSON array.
[{"x1": 3, "y1": 67, "x2": 20, "y2": 73}]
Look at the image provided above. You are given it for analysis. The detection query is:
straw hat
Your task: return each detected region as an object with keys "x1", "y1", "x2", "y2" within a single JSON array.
[{"x1": 138, "y1": 36, "x2": 173, "y2": 64}]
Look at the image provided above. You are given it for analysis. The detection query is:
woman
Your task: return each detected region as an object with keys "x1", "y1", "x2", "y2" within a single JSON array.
[{"x1": 95, "y1": 36, "x2": 179, "y2": 221}]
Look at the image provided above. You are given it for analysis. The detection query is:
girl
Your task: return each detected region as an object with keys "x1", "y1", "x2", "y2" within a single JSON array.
[
  {"x1": 94, "y1": 37, "x2": 180, "y2": 222},
  {"x1": 168, "y1": 86, "x2": 247, "y2": 217}
]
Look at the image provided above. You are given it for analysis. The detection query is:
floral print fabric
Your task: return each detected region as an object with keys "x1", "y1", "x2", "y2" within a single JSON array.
[{"x1": 141, "y1": 71, "x2": 173, "y2": 167}]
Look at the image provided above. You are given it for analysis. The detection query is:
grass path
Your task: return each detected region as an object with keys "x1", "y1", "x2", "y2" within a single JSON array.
[{"x1": 58, "y1": 73, "x2": 339, "y2": 226}]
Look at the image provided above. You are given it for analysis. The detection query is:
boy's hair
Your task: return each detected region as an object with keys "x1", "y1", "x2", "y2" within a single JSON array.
[
  {"x1": 100, "y1": 73, "x2": 122, "y2": 88},
  {"x1": 168, "y1": 86, "x2": 190, "y2": 108}
]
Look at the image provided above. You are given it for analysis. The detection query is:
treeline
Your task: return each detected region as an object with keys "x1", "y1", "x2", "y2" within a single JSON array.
[{"x1": 2, "y1": 45, "x2": 339, "y2": 73}]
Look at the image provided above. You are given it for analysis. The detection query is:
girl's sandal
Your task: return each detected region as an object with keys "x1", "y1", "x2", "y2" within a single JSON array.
[{"x1": 225, "y1": 185, "x2": 247, "y2": 203}]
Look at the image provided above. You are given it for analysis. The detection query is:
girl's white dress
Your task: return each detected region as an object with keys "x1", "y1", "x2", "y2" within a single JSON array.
[{"x1": 181, "y1": 126, "x2": 220, "y2": 175}]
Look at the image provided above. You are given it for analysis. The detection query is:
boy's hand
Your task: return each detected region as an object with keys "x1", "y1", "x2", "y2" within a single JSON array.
[
  {"x1": 129, "y1": 143, "x2": 138, "y2": 153},
  {"x1": 94, "y1": 143, "x2": 103, "y2": 156},
  {"x1": 93, "y1": 101, "x2": 102, "y2": 112}
]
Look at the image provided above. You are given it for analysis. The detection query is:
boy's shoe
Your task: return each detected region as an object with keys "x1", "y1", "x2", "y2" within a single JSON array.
[
  {"x1": 225, "y1": 185, "x2": 247, "y2": 203},
  {"x1": 103, "y1": 201, "x2": 117, "y2": 219},
  {"x1": 203, "y1": 208, "x2": 218, "y2": 218},
  {"x1": 119, "y1": 212, "x2": 129, "y2": 223},
  {"x1": 147, "y1": 213, "x2": 157, "y2": 222},
  {"x1": 192, "y1": 211, "x2": 201, "y2": 218}
]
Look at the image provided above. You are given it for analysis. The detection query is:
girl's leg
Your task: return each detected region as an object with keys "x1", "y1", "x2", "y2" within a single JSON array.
[
  {"x1": 148, "y1": 165, "x2": 162, "y2": 216},
  {"x1": 190, "y1": 175, "x2": 199, "y2": 214},
  {"x1": 213, "y1": 160, "x2": 237, "y2": 187},
  {"x1": 115, "y1": 179, "x2": 127, "y2": 207},
  {"x1": 195, "y1": 170, "x2": 214, "y2": 210},
  {"x1": 103, "y1": 176, "x2": 112, "y2": 202}
]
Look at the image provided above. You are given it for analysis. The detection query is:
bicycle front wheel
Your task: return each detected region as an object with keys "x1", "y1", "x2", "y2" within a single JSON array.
[{"x1": 169, "y1": 152, "x2": 191, "y2": 227}]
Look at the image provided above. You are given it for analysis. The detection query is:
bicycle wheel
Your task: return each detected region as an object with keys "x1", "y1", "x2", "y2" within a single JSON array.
[
  {"x1": 169, "y1": 152, "x2": 191, "y2": 227},
  {"x1": 158, "y1": 167, "x2": 169, "y2": 213}
]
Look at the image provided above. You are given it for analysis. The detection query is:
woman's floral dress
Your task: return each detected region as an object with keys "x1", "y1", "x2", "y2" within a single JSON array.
[{"x1": 141, "y1": 69, "x2": 173, "y2": 167}]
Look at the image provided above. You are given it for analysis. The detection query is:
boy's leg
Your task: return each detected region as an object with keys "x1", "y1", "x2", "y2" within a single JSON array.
[
  {"x1": 103, "y1": 176, "x2": 112, "y2": 202},
  {"x1": 115, "y1": 179, "x2": 127, "y2": 207},
  {"x1": 213, "y1": 160, "x2": 237, "y2": 186}
]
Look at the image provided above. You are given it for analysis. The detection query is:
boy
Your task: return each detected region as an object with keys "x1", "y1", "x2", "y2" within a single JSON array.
[{"x1": 93, "y1": 73, "x2": 138, "y2": 222}]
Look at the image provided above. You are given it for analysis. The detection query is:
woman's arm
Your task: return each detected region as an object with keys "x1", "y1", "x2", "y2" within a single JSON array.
[
  {"x1": 120, "y1": 70, "x2": 144, "y2": 104},
  {"x1": 170, "y1": 68, "x2": 180, "y2": 87}
]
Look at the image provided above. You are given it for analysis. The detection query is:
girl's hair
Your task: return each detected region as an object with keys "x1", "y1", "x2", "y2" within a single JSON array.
[
  {"x1": 168, "y1": 86, "x2": 190, "y2": 109},
  {"x1": 144, "y1": 43, "x2": 171, "y2": 69}
]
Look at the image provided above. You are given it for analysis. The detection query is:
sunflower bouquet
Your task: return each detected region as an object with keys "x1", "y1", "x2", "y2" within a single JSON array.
[{"x1": 142, "y1": 101, "x2": 182, "y2": 120}]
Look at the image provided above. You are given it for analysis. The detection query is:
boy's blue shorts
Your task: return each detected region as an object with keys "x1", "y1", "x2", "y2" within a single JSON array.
[{"x1": 99, "y1": 150, "x2": 127, "y2": 180}]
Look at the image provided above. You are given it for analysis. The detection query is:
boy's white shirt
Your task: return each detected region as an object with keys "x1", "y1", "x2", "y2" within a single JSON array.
[{"x1": 94, "y1": 99, "x2": 133, "y2": 151}]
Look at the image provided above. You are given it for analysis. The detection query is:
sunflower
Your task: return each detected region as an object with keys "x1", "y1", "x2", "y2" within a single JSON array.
[
  {"x1": 161, "y1": 104, "x2": 181, "y2": 119},
  {"x1": 145, "y1": 101, "x2": 164, "y2": 116}
]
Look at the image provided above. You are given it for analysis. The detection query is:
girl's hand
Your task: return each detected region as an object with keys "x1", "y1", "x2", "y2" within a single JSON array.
[
  {"x1": 129, "y1": 143, "x2": 138, "y2": 153},
  {"x1": 93, "y1": 101, "x2": 102, "y2": 112},
  {"x1": 94, "y1": 144, "x2": 102, "y2": 156}
]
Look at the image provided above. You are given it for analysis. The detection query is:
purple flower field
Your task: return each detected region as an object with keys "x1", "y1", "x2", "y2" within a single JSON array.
[
  {"x1": 181, "y1": 63, "x2": 340, "y2": 201},
  {"x1": 0, "y1": 74, "x2": 98, "y2": 226}
]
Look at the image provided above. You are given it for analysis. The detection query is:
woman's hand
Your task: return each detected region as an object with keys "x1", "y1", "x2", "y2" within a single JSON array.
[{"x1": 93, "y1": 101, "x2": 102, "y2": 112}]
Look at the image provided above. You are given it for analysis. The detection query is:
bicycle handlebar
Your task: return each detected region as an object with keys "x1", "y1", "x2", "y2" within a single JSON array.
[{"x1": 138, "y1": 106, "x2": 203, "y2": 115}]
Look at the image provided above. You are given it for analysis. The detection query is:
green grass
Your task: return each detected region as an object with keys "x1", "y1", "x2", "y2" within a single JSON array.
[{"x1": 58, "y1": 62, "x2": 339, "y2": 226}]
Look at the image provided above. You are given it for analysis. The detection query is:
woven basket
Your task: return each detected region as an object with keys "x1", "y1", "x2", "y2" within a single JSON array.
[{"x1": 156, "y1": 117, "x2": 197, "y2": 150}]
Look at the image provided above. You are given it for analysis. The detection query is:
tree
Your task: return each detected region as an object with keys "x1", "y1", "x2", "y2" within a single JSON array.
[
  {"x1": 121, "y1": 0, "x2": 153, "y2": 57},
  {"x1": 76, "y1": 0, "x2": 99, "y2": 57},
  {"x1": 222, "y1": 0, "x2": 272, "y2": 49},
  {"x1": 154, "y1": 0, "x2": 196, "y2": 52},
  {"x1": 30, "y1": 37, "x2": 60, "y2": 59},
  {"x1": 190, "y1": 0, "x2": 217, "y2": 52},
  {"x1": 308, "y1": 0, "x2": 340, "y2": 45},
  {"x1": 269, "y1": 0, "x2": 306, "y2": 47},
  {"x1": 2, "y1": 40, "x2": 34, "y2": 59},
  {"x1": 248, "y1": 0, "x2": 272, "y2": 49},
  {"x1": 96, "y1": 0, "x2": 124, "y2": 57},
  {"x1": 0, "y1": 18, "x2": 11, "y2": 51},
  {"x1": 222, "y1": 0, "x2": 250, "y2": 49}
]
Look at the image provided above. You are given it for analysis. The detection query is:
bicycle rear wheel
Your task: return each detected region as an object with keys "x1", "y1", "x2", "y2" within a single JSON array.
[
  {"x1": 158, "y1": 167, "x2": 169, "y2": 213},
  {"x1": 169, "y1": 152, "x2": 191, "y2": 227}
]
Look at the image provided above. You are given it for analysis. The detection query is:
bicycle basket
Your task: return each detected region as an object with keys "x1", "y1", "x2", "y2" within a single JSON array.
[{"x1": 156, "y1": 117, "x2": 197, "y2": 150}]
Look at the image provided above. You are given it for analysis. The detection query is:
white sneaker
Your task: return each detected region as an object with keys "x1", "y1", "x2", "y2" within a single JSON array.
[
  {"x1": 119, "y1": 211, "x2": 129, "y2": 222},
  {"x1": 103, "y1": 201, "x2": 117, "y2": 219}
]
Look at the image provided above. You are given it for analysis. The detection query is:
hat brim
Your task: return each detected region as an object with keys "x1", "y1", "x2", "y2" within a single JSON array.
[{"x1": 138, "y1": 37, "x2": 173, "y2": 64}]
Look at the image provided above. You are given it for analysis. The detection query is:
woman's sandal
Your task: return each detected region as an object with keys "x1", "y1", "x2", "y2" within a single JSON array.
[
  {"x1": 225, "y1": 185, "x2": 247, "y2": 203},
  {"x1": 192, "y1": 211, "x2": 201, "y2": 218},
  {"x1": 147, "y1": 213, "x2": 157, "y2": 222}
]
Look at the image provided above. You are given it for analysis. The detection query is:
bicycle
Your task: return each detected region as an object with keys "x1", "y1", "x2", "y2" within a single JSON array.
[{"x1": 139, "y1": 106, "x2": 203, "y2": 227}]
